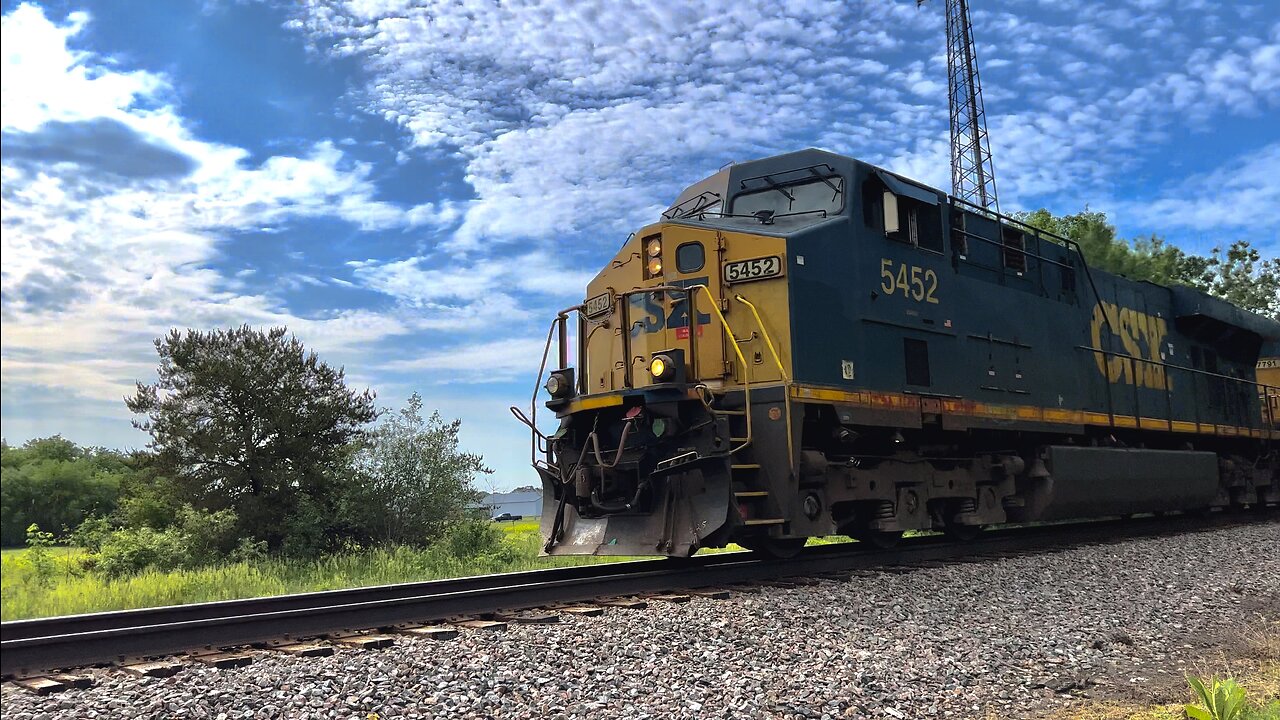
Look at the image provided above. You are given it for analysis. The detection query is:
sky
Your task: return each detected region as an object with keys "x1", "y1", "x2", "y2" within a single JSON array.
[{"x1": 1, "y1": 0, "x2": 1278, "y2": 491}]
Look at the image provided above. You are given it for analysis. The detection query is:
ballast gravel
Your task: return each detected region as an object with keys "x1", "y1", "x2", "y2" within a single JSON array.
[{"x1": 3, "y1": 522, "x2": 1277, "y2": 720}]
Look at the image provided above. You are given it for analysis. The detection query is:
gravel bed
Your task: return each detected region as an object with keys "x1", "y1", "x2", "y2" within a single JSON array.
[{"x1": 3, "y1": 522, "x2": 1277, "y2": 719}]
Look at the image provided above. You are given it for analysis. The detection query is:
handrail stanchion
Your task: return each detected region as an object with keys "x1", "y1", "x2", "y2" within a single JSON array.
[
  {"x1": 620, "y1": 295, "x2": 633, "y2": 389},
  {"x1": 733, "y1": 294, "x2": 794, "y2": 461},
  {"x1": 577, "y1": 313, "x2": 587, "y2": 396},
  {"x1": 557, "y1": 315, "x2": 568, "y2": 370},
  {"x1": 686, "y1": 288, "x2": 698, "y2": 380}
]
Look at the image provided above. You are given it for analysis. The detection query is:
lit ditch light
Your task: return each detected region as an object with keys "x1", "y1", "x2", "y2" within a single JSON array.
[
  {"x1": 649, "y1": 354, "x2": 673, "y2": 380},
  {"x1": 647, "y1": 349, "x2": 685, "y2": 384}
]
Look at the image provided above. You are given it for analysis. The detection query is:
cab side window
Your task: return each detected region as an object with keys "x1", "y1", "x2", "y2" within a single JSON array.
[
  {"x1": 866, "y1": 175, "x2": 943, "y2": 253},
  {"x1": 886, "y1": 195, "x2": 943, "y2": 253}
]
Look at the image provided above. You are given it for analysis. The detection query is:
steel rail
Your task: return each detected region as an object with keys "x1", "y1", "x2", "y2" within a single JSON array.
[{"x1": 2, "y1": 514, "x2": 1269, "y2": 677}]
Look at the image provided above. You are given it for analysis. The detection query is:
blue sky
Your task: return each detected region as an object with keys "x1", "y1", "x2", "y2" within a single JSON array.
[{"x1": 2, "y1": 0, "x2": 1277, "y2": 490}]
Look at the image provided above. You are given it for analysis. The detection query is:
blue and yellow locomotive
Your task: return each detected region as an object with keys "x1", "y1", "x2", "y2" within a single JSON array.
[{"x1": 520, "y1": 149, "x2": 1279, "y2": 557}]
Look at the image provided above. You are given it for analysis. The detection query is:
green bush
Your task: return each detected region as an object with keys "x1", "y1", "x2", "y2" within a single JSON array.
[
  {"x1": 115, "y1": 486, "x2": 180, "y2": 530},
  {"x1": 229, "y1": 537, "x2": 268, "y2": 564},
  {"x1": 91, "y1": 505, "x2": 245, "y2": 577},
  {"x1": 442, "y1": 518, "x2": 505, "y2": 559},
  {"x1": 95, "y1": 526, "x2": 191, "y2": 578},
  {"x1": 66, "y1": 516, "x2": 113, "y2": 553},
  {"x1": 174, "y1": 506, "x2": 239, "y2": 565},
  {"x1": 23, "y1": 524, "x2": 57, "y2": 586}
]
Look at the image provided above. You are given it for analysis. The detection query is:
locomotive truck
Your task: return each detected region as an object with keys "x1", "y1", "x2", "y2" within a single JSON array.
[{"x1": 518, "y1": 148, "x2": 1279, "y2": 557}]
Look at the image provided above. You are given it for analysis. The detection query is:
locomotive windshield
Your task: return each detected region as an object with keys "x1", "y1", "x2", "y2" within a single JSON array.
[{"x1": 731, "y1": 173, "x2": 845, "y2": 220}]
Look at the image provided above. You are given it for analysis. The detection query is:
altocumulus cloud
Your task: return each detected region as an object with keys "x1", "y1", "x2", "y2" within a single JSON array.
[{"x1": 289, "y1": 0, "x2": 1280, "y2": 262}]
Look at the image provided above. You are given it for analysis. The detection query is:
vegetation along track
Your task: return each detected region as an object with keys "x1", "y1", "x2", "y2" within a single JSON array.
[{"x1": 2, "y1": 513, "x2": 1272, "y2": 679}]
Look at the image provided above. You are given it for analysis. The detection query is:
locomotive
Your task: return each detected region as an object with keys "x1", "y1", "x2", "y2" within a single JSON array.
[{"x1": 519, "y1": 148, "x2": 1279, "y2": 557}]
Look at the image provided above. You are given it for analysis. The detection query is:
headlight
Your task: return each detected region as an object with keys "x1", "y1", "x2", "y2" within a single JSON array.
[
  {"x1": 649, "y1": 354, "x2": 675, "y2": 381},
  {"x1": 647, "y1": 258, "x2": 663, "y2": 277},
  {"x1": 544, "y1": 372, "x2": 571, "y2": 398},
  {"x1": 646, "y1": 238, "x2": 662, "y2": 257}
]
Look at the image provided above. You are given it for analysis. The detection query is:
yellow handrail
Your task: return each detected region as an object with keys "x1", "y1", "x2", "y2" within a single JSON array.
[
  {"x1": 733, "y1": 295, "x2": 789, "y2": 382},
  {"x1": 733, "y1": 294, "x2": 794, "y2": 461},
  {"x1": 686, "y1": 284, "x2": 755, "y2": 454}
]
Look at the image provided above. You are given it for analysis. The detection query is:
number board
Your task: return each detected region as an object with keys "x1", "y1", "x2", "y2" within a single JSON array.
[
  {"x1": 724, "y1": 256, "x2": 784, "y2": 284},
  {"x1": 583, "y1": 291, "x2": 613, "y2": 319}
]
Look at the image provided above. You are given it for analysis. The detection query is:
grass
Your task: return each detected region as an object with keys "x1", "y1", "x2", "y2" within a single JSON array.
[{"x1": 0, "y1": 520, "x2": 634, "y2": 621}]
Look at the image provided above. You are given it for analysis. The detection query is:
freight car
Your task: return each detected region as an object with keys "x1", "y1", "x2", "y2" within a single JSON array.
[{"x1": 518, "y1": 148, "x2": 1279, "y2": 557}]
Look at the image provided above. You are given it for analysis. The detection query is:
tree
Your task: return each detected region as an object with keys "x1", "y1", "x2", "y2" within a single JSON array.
[
  {"x1": 350, "y1": 393, "x2": 491, "y2": 545},
  {"x1": 0, "y1": 437, "x2": 127, "y2": 546},
  {"x1": 1202, "y1": 241, "x2": 1280, "y2": 321},
  {"x1": 1014, "y1": 208, "x2": 1279, "y2": 320},
  {"x1": 126, "y1": 326, "x2": 378, "y2": 550}
]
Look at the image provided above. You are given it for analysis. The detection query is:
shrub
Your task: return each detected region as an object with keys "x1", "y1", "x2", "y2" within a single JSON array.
[
  {"x1": 116, "y1": 486, "x2": 180, "y2": 530},
  {"x1": 23, "y1": 524, "x2": 57, "y2": 586},
  {"x1": 90, "y1": 505, "x2": 246, "y2": 577},
  {"x1": 174, "y1": 506, "x2": 239, "y2": 565},
  {"x1": 95, "y1": 526, "x2": 191, "y2": 578},
  {"x1": 66, "y1": 516, "x2": 113, "y2": 553},
  {"x1": 442, "y1": 518, "x2": 505, "y2": 559},
  {"x1": 229, "y1": 537, "x2": 268, "y2": 564}
]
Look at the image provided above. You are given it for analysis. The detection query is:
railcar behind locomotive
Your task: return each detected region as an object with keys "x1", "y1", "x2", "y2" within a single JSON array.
[{"x1": 518, "y1": 148, "x2": 1279, "y2": 557}]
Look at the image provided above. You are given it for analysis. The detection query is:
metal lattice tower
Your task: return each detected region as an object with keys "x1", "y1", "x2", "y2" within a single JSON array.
[{"x1": 941, "y1": 0, "x2": 999, "y2": 211}]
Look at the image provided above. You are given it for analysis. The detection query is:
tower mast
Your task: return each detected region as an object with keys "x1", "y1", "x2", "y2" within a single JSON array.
[{"x1": 933, "y1": 0, "x2": 999, "y2": 211}]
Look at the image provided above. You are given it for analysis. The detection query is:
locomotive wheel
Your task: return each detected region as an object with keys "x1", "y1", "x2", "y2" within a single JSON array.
[
  {"x1": 943, "y1": 523, "x2": 982, "y2": 542},
  {"x1": 740, "y1": 537, "x2": 807, "y2": 559},
  {"x1": 855, "y1": 530, "x2": 902, "y2": 550}
]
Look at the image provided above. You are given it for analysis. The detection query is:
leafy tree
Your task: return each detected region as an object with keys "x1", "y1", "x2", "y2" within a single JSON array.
[
  {"x1": 126, "y1": 326, "x2": 378, "y2": 550},
  {"x1": 1202, "y1": 241, "x2": 1280, "y2": 320},
  {"x1": 0, "y1": 437, "x2": 126, "y2": 546},
  {"x1": 350, "y1": 393, "x2": 491, "y2": 545},
  {"x1": 1014, "y1": 208, "x2": 1279, "y2": 319}
]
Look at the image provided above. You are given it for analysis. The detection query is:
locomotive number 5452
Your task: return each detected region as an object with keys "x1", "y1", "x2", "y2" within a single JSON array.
[{"x1": 880, "y1": 257, "x2": 940, "y2": 304}]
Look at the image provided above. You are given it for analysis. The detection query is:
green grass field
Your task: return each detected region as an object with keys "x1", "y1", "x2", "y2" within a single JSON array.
[{"x1": 0, "y1": 520, "x2": 637, "y2": 621}]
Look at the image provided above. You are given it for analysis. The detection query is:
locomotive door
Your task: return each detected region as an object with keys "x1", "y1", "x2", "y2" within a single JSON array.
[{"x1": 658, "y1": 228, "x2": 727, "y2": 384}]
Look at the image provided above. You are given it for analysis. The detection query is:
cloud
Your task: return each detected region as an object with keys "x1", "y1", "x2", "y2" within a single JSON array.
[
  {"x1": 0, "y1": 5, "x2": 164, "y2": 133},
  {"x1": 5, "y1": 0, "x2": 1279, "y2": 491},
  {"x1": 290, "y1": 0, "x2": 1280, "y2": 248},
  {"x1": 1110, "y1": 142, "x2": 1280, "y2": 239},
  {"x1": 382, "y1": 337, "x2": 552, "y2": 383},
  {"x1": 289, "y1": 1, "x2": 937, "y2": 252},
  {"x1": 1, "y1": 118, "x2": 197, "y2": 181},
  {"x1": 0, "y1": 5, "x2": 425, "y2": 409}
]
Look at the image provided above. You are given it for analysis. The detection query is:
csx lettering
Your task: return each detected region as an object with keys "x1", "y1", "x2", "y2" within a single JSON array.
[
  {"x1": 629, "y1": 278, "x2": 711, "y2": 337},
  {"x1": 1089, "y1": 303, "x2": 1170, "y2": 389},
  {"x1": 879, "y1": 258, "x2": 939, "y2": 304}
]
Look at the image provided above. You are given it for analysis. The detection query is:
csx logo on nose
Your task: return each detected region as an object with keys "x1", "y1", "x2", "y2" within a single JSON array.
[{"x1": 630, "y1": 278, "x2": 712, "y2": 337}]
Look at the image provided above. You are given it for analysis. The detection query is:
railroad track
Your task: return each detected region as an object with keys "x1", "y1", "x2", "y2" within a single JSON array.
[{"x1": 2, "y1": 513, "x2": 1271, "y2": 682}]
